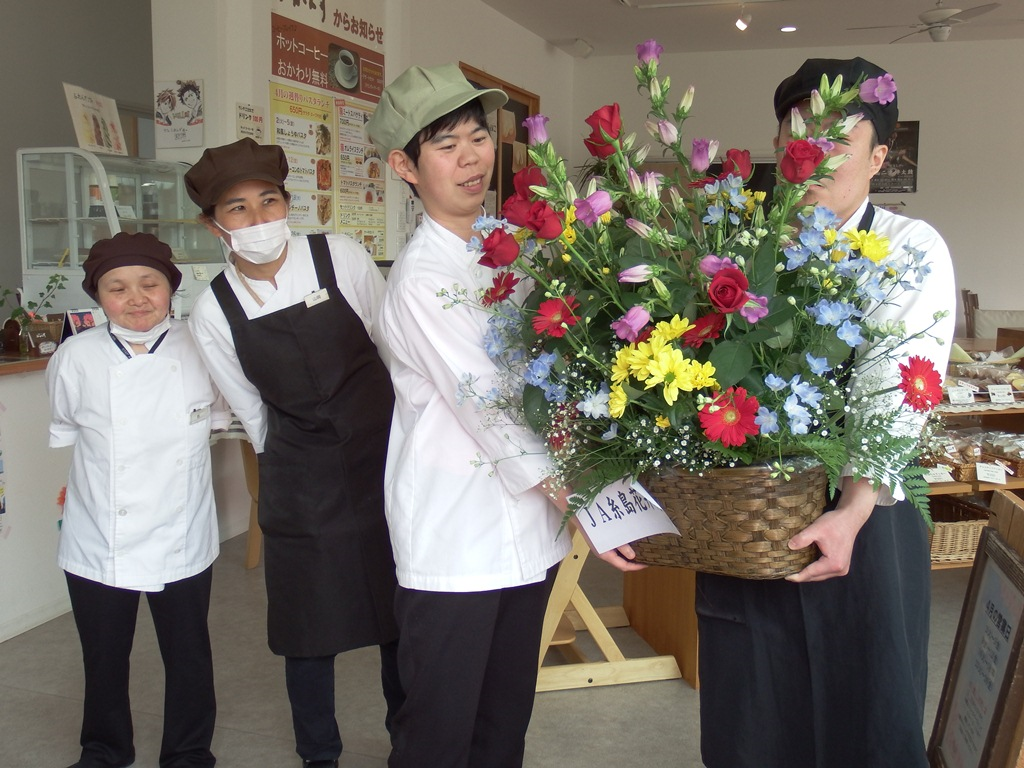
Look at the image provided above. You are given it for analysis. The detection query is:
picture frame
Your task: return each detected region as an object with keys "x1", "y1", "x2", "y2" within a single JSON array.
[
  {"x1": 872, "y1": 119, "x2": 919, "y2": 194},
  {"x1": 458, "y1": 63, "x2": 540, "y2": 215},
  {"x1": 929, "y1": 526, "x2": 1024, "y2": 768}
]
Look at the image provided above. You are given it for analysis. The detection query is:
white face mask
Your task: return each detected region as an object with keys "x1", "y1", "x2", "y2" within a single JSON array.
[{"x1": 215, "y1": 218, "x2": 291, "y2": 264}]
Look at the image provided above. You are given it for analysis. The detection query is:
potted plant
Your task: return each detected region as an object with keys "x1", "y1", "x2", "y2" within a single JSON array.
[{"x1": 1, "y1": 274, "x2": 68, "y2": 354}]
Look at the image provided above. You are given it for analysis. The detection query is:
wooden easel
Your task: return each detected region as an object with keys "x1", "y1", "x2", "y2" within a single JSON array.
[{"x1": 536, "y1": 530, "x2": 682, "y2": 692}]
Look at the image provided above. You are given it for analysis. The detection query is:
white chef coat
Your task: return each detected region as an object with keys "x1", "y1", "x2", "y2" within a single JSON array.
[
  {"x1": 46, "y1": 320, "x2": 228, "y2": 591},
  {"x1": 189, "y1": 234, "x2": 386, "y2": 453},
  {"x1": 842, "y1": 198, "x2": 957, "y2": 502},
  {"x1": 378, "y1": 213, "x2": 571, "y2": 593}
]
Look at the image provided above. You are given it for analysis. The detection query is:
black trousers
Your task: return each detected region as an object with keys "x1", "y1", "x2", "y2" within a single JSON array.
[
  {"x1": 387, "y1": 568, "x2": 557, "y2": 768},
  {"x1": 696, "y1": 501, "x2": 931, "y2": 768},
  {"x1": 65, "y1": 567, "x2": 216, "y2": 768},
  {"x1": 285, "y1": 639, "x2": 403, "y2": 762}
]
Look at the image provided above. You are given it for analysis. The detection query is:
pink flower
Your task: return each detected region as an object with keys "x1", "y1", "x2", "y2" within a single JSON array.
[
  {"x1": 690, "y1": 138, "x2": 719, "y2": 174},
  {"x1": 624, "y1": 219, "x2": 654, "y2": 239},
  {"x1": 636, "y1": 39, "x2": 664, "y2": 67},
  {"x1": 522, "y1": 114, "x2": 550, "y2": 145},
  {"x1": 739, "y1": 294, "x2": 769, "y2": 323},
  {"x1": 611, "y1": 306, "x2": 651, "y2": 342},
  {"x1": 658, "y1": 120, "x2": 679, "y2": 146},
  {"x1": 698, "y1": 254, "x2": 735, "y2": 277},
  {"x1": 860, "y1": 73, "x2": 897, "y2": 106},
  {"x1": 618, "y1": 264, "x2": 653, "y2": 283},
  {"x1": 574, "y1": 190, "x2": 613, "y2": 227}
]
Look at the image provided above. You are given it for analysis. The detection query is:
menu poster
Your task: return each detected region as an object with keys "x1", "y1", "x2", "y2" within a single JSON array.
[
  {"x1": 63, "y1": 83, "x2": 127, "y2": 156},
  {"x1": 236, "y1": 102, "x2": 265, "y2": 142},
  {"x1": 155, "y1": 79, "x2": 205, "y2": 148},
  {"x1": 269, "y1": 83, "x2": 336, "y2": 235}
]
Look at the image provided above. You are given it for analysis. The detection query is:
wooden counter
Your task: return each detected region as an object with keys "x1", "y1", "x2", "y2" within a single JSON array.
[{"x1": 0, "y1": 354, "x2": 50, "y2": 376}]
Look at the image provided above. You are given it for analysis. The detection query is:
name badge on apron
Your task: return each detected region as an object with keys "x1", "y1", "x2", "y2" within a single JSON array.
[
  {"x1": 305, "y1": 288, "x2": 330, "y2": 308},
  {"x1": 190, "y1": 406, "x2": 210, "y2": 425}
]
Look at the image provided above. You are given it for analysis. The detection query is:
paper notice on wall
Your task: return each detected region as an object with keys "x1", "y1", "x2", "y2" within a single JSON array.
[
  {"x1": 63, "y1": 83, "x2": 127, "y2": 156},
  {"x1": 155, "y1": 79, "x2": 204, "y2": 148},
  {"x1": 236, "y1": 102, "x2": 265, "y2": 142}
]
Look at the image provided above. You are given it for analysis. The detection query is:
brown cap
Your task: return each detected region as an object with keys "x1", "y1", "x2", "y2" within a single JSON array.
[
  {"x1": 184, "y1": 138, "x2": 289, "y2": 210},
  {"x1": 82, "y1": 232, "x2": 182, "y2": 300}
]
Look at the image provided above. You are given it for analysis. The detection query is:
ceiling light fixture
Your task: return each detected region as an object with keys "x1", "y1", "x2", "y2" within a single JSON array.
[
  {"x1": 735, "y1": 10, "x2": 752, "y2": 30},
  {"x1": 780, "y1": 24, "x2": 797, "y2": 32}
]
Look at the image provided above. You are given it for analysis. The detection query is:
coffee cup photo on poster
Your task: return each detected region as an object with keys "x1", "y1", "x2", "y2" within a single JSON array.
[{"x1": 330, "y1": 45, "x2": 359, "y2": 91}]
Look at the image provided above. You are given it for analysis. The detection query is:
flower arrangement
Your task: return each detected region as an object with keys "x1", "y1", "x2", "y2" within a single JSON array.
[{"x1": 456, "y1": 40, "x2": 947, "y2": 514}]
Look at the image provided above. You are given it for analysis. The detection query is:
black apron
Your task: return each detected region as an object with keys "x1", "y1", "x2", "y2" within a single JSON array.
[{"x1": 212, "y1": 234, "x2": 398, "y2": 657}]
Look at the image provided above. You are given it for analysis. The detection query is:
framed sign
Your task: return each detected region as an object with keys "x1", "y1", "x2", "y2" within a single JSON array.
[
  {"x1": 872, "y1": 120, "x2": 919, "y2": 194},
  {"x1": 929, "y1": 527, "x2": 1024, "y2": 768},
  {"x1": 458, "y1": 63, "x2": 539, "y2": 216}
]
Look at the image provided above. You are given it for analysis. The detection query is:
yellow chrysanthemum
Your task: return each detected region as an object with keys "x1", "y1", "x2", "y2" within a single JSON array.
[
  {"x1": 824, "y1": 229, "x2": 838, "y2": 246},
  {"x1": 691, "y1": 360, "x2": 719, "y2": 390},
  {"x1": 609, "y1": 384, "x2": 627, "y2": 419},
  {"x1": 564, "y1": 206, "x2": 577, "y2": 226},
  {"x1": 561, "y1": 252, "x2": 572, "y2": 263},
  {"x1": 611, "y1": 347, "x2": 633, "y2": 384},
  {"x1": 599, "y1": 211, "x2": 612, "y2": 225},
  {"x1": 652, "y1": 314, "x2": 694, "y2": 342},
  {"x1": 644, "y1": 347, "x2": 710, "y2": 406},
  {"x1": 655, "y1": 415, "x2": 670, "y2": 429},
  {"x1": 844, "y1": 229, "x2": 891, "y2": 264},
  {"x1": 513, "y1": 228, "x2": 532, "y2": 244},
  {"x1": 629, "y1": 336, "x2": 669, "y2": 381},
  {"x1": 744, "y1": 189, "x2": 766, "y2": 217},
  {"x1": 561, "y1": 225, "x2": 576, "y2": 245}
]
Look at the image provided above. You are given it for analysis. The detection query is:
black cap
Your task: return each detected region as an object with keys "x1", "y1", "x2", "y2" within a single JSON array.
[{"x1": 774, "y1": 57, "x2": 898, "y2": 143}]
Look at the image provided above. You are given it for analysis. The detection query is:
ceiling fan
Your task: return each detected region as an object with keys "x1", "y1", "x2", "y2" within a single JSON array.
[{"x1": 849, "y1": 0, "x2": 1000, "y2": 43}]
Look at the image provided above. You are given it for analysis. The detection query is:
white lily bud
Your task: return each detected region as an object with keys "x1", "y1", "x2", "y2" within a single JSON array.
[
  {"x1": 678, "y1": 85, "x2": 695, "y2": 114},
  {"x1": 836, "y1": 113, "x2": 864, "y2": 134},
  {"x1": 633, "y1": 143, "x2": 651, "y2": 166},
  {"x1": 649, "y1": 77, "x2": 662, "y2": 102},
  {"x1": 820, "y1": 153, "x2": 850, "y2": 173},
  {"x1": 809, "y1": 89, "x2": 826, "y2": 117},
  {"x1": 789, "y1": 107, "x2": 807, "y2": 139}
]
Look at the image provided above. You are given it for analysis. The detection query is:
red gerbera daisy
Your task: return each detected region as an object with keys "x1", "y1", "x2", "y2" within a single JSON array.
[
  {"x1": 481, "y1": 271, "x2": 521, "y2": 307},
  {"x1": 682, "y1": 312, "x2": 726, "y2": 349},
  {"x1": 898, "y1": 355, "x2": 942, "y2": 412},
  {"x1": 698, "y1": 387, "x2": 760, "y2": 448},
  {"x1": 532, "y1": 296, "x2": 580, "y2": 338}
]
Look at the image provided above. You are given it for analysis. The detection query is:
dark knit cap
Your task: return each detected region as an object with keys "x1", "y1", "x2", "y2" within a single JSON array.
[
  {"x1": 773, "y1": 57, "x2": 898, "y2": 142},
  {"x1": 82, "y1": 232, "x2": 182, "y2": 300}
]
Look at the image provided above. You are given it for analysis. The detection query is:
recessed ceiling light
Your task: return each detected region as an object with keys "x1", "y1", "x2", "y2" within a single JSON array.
[{"x1": 780, "y1": 25, "x2": 797, "y2": 32}]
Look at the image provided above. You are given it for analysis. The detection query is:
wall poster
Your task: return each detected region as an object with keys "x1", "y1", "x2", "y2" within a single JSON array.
[
  {"x1": 872, "y1": 120, "x2": 919, "y2": 195},
  {"x1": 154, "y1": 79, "x2": 205, "y2": 149},
  {"x1": 63, "y1": 83, "x2": 128, "y2": 156},
  {"x1": 270, "y1": 9, "x2": 385, "y2": 259}
]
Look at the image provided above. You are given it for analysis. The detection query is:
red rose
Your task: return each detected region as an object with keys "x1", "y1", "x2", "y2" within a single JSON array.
[
  {"x1": 524, "y1": 200, "x2": 564, "y2": 240},
  {"x1": 513, "y1": 166, "x2": 547, "y2": 199},
  {"x1": 779, "y1": 140, "x2": 825, "y2": 184},
  {"x1": 478, "y1": 228, "x2": 520, "y2": 268},
  {"x1": 720, "y1": 148, "x2": 752, "y2": 181},
  {"x1": 583, "y1": 104, "x2": 622, "y2": 159},
  {"x1": 707, "y1": 267, "x2": 749, "y2": 314},
  {"x1": 501, "y1": 193, "x2": 532, "y2": 227}
]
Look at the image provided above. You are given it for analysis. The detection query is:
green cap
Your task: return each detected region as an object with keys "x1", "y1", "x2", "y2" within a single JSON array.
[{"x1": 367, "y1": 63, "x2": 508, "y2": 156}]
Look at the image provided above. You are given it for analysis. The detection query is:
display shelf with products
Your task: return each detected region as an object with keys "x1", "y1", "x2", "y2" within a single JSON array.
[{"x1": 17, "y1": 147, "x2": 225, "y2": 311}]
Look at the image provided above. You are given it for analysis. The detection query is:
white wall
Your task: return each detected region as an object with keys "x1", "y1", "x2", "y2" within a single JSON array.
[{"x1": 570, "y1": 40, "x2": 1024, "y2": 334}]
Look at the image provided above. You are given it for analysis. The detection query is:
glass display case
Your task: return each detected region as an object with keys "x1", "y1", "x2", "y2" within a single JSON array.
[{"x1": 17, "y1": 147, "x2": 225, "y2": 311}]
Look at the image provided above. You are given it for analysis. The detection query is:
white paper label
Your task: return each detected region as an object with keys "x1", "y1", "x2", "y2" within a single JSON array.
[
  {"x1": 947, "y1": 386, "x2": 976, "y2": 405},
  {"x1": 975, "y1": 462, "x2": 1007, "y2": 484},
  {"x1": 923, "y1": 467, "x2": 956, "y2": 484},
  {"x1": 987, "y1": 384, "x2": 1015, "y2": 404},
  {"x1": 574, "y1": 477, "x2": 680, "y2": 555},
  {"x1": 304, "y1": 288, "x2": 330, "y2": 308}
]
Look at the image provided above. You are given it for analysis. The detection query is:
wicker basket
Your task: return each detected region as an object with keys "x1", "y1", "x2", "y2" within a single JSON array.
[
  {"x1": 631, "y1": 461, "x2": 828, "y2": 579},
  {"x1": 929, "y1": 496, "x2": 990, "y2": 565}
]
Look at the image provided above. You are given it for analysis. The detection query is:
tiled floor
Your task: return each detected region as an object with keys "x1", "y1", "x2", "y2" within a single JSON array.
[{"x1": 0, "y1": 534, "x2": 971, "y2": 767}]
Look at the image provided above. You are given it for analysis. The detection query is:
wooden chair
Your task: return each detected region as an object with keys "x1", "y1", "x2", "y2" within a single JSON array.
[
  {"x1": 536, "y1": 530, "x2": 682, "y2": 692},
  {"x1": 239, "y1": 440, "x2": 262, "y2": 568},
  {"x1": 962, "y1": 288, "x2": 979, "y2": 339}
]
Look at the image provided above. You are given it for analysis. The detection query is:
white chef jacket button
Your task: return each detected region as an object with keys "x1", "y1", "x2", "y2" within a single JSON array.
[
  {"x1": 176, "y1": 458, "x2": 184, "y2": 466},
  {"x1": 117, "y1": 465, "x2": 125, "y2": 472},
  {"x1": 174, "y1": 548, "x2": 182, "y2": 554},
  {"x1": 117, "y1": 508, "x2": 127, "y2": 516},
  {"x1": 171, "y1": 365, "x2": 177, "y2": 372},
  {"x1": 175, "y1": 506, "x2": 183, "y2": 514},
  {"x1": 115, "y1": 370, "x2": 123, "y2": 377}
]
